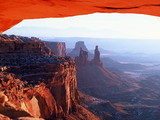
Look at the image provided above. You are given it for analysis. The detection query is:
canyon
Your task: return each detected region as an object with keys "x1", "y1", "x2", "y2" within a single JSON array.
[
  {"x1": 75, "y1": 45, "x2": 134, "y2": 100},
  {"x1": 72, "y1": 41, "x2": 160, "y2": 120},
  {"x1": 1, "y1": 34, "x2": 160, "y2": 120},
  {"x1": 0, "y1": 34, "x2": 100, "y2": 120},
  {"x1": 1, "y1": 0, "x2": 160, "y2": 119}
]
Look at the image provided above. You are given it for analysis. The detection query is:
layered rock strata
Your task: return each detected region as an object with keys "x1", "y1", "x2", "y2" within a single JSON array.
[
  {"x1": 45, "y1": 41, "x2": 67, "y2": 57},
  {"x1": 0, "y1": 34, "x2": 99, "y2": 120}
]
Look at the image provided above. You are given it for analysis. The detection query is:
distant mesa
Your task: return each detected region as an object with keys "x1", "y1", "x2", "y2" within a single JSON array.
[
  {"x1": 69, "y1": 41, "x2": 89, "y2": 58},
  {"x1": 68, "y1": 41, "x2": 93, "y2": 60}
]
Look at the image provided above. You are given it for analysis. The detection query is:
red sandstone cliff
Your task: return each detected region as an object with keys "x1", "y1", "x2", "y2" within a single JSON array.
[
  {"x1": 45, "y1": 41, "x2": 67, "y2": 57},
  {"x1": 0, "y1": 34, "x2": 100, "y2": 120},
  {"x1": 0, "y1": 34, "x2": 51, "y2": 56}
]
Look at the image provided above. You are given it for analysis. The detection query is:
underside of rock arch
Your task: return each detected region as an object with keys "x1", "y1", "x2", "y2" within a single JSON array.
[{"x1": 0, "y1": 0, "x2": 160, "y2": 33}]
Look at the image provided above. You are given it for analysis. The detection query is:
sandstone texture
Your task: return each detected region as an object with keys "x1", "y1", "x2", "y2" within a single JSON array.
[
  {"x1": 45, "y1": 41, "x2": 67, "y2": 57},
  {"x1": 1, "y1": 0, "x2": 160, "y2": 33},
  {"x1": 0, "y1": 34, "x2": 51, "y2": 56},
  {"x1": 0, "y1": 34, "x2": 99, "y2": 120}
]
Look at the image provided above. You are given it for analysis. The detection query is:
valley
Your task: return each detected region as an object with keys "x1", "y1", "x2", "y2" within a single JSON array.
[{"x1": 68, "y1": 40, "x2": 160, "y2": 120}]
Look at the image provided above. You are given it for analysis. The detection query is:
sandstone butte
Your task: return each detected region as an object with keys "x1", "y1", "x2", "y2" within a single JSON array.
[{"x1": 1, "y1": 0, "x2": 160, "y2": 33}]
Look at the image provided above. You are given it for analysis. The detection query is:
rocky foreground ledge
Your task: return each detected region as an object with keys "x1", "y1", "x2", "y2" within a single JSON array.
[{"x1": 0, "y1": 34, "x2": 100, "y2": 120}]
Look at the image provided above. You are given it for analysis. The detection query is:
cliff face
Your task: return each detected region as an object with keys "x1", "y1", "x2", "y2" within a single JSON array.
[
  {"x1": 0, "y1": 61, "x2": 79, "y2": 119},
  {"x1": 45, "y1": 41, "x2": 67, "y2": 57},
  {"x1": 0, "y1": 34, "x2": 51, "y2": 56},
  {"x1": 0, "y1": 34, "x2": 99, "y2": 120}
]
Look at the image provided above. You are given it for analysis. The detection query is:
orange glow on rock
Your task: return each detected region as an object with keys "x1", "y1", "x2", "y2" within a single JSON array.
[{"x1": 1, "y1": 0, "x2": 160, "y2": 33}]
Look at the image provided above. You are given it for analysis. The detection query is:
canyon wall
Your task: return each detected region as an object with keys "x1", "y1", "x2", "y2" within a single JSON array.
[
  {"x1": 0, "y1": 34, "x2": 99, "y2": 120},
  {"x1": 45, "y1": 41, "x2": 67, "y2": 57},
  {"x1": 0, "y1": 61, "x2": 80, "y2": 119},
  {"x1": 0, "y1": 34, "x2": 51, "y2": 56}
]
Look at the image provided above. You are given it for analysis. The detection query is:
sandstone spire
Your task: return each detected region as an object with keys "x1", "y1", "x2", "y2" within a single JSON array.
[
  {"x1": 92, "y1": 45, "x2": 102, "y2": 66},
  {"x1": 75, "y1": 48, "x2": 88, "y2": 66}
]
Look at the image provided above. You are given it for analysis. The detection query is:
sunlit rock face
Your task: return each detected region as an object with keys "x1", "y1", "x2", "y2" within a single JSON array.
[
  {"x1": 0, "y1": 34, "x2": 51, "y2": 57},
  {"x1": 0, "y1": 34, "x2": 100, "y2": 120},
  {"x1": 45, "y1": 42, "x2": 67, "y2": 57},
  {"x1": 1, "y1": 0, "x2": 160, "y2": 33}
]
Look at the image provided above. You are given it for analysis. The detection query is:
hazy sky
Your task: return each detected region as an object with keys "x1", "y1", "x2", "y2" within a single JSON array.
[{"x1": 4, "y1": 13, "x2": 160, "y2": 39}]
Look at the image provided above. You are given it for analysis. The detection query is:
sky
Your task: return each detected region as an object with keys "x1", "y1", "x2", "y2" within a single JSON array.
[
  {"x1": 4, "y1": 13, "x2": 160, "y2": 54},
  {"x1": 3, "y1": 13, "x2": 160, "y2": 39}
]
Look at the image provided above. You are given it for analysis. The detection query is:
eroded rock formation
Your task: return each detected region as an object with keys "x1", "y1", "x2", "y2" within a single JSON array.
[
  {"x1": 0, "y1": 34, "x2": 99, "y2": 120},
  {"x1": 45, "y1": 41, "x2": 67, "y2": 57},
  {"x1": 1, "y1": 0, "x2": 160, "y2": 33},
  {"x1": 69, "y1": 41, "x2": 93, "y2": 60},
  {"x1": 69, "y1": 41, "x2": 89, "y2": 58},
  {"x1": 75, "y1": 45, "x2": 102, "y2": 66},
  {"x1": 75, "y1": 48, "x2": 89, "y2": 66},
  {"x1": 75, "y1": 45, "x2": 135, "y2": 100},
  {"x1": 0, "y1": 34, "x2": 51, "y2": 56},
  {"x1": 92, "y1": 45, "x2": 102, "y2": 66}
]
